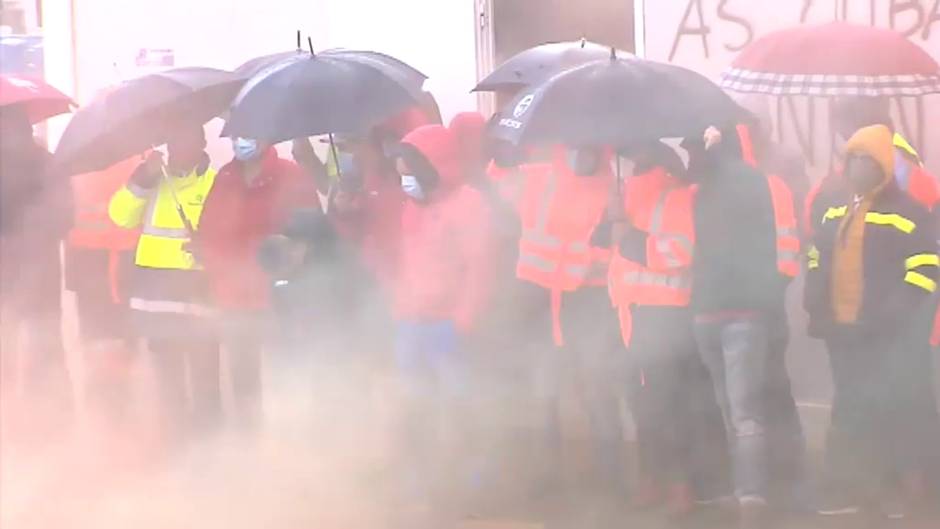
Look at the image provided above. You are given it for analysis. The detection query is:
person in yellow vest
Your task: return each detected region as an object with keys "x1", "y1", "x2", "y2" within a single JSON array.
[{"x1": 108, "y1": 125, "x2": 220, "y2": 440}]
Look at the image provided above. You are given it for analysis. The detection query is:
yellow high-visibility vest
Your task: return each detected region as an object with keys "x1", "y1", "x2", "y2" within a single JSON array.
[{"x1": 109, "y1": 167, "x2": 217, "y2": 271}]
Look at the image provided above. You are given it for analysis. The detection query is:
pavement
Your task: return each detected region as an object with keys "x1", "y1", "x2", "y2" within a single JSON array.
[{"x1": 1, "y1": 287, "x2": 938, "y2": 529}]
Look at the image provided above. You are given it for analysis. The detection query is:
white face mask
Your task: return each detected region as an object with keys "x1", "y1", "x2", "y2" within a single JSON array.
[
  {"x1": 401, "y1": 174, "x2": 425, "y2": 201},
  {"x1": 233, "y1": 137, "x2": 261, "y2": 161}
]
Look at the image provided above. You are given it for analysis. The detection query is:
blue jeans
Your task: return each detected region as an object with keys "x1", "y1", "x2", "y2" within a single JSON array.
[
  {"x1": 695, "y1": 318, "x2": 771, "y2": 502},
  {"x1": 395, "y1": 320, "x2": 465, "y2": 399}
]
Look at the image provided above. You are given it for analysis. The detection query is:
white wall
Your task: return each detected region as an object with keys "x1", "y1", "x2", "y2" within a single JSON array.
[
  {"x1": 43, "y1": 0, "x2": 478, "y2": 161},
  {"x1": 639, "y1": 0, "x2": 940, "y2": 179}
]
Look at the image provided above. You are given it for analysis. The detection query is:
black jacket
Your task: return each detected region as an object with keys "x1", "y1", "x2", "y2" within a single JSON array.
[
  {"x1": 689, "y1": 137, "x2": 784, "y2": 315},
  {"x1": 804, "y1": 181, "x2": 938, "y2": 339}
]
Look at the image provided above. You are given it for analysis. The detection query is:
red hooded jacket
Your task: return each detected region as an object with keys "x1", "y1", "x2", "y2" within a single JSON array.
[
  {"x1": 395, "y1": 125, "x2": 492, "y2": 331},
  {"x1": 199, "y1": 149, "x2": 318, "y2": 310}
]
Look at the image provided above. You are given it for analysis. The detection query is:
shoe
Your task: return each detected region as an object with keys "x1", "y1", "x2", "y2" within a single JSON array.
[
  {"x1": 816, "y1": 487, "x2": 861, "y2": 516},
  {"x1": 665, "y1": 483, "x2": 696, "y2": 517},
  {"x1": 877, "y1": 497, "x2": 906, "y2": 521},
  {"x1": 631, "y1": 479, "x2": 663, "y2": 510},
  {"x1": 738, "y1": 496, "x2": 770, "y2": 529}
]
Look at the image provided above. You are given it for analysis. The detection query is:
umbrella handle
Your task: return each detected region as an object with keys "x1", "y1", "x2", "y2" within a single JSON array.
[{"x1": 328, "y1": 134, "x2": 342, "y2": 179}]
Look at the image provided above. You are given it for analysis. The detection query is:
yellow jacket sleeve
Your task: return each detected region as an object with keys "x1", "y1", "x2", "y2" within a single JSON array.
[{"x1": 108, "y1": 183, "x2": 152, "y2": 229}]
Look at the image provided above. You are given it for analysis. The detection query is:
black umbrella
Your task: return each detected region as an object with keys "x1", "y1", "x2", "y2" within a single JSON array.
[
  {"x1": 222, "y1": 50, "x2": 421, "y2": 144},
  {"x1": 473, "y1": 39, "x2": 629, "y2": 93},
  {"x1": 54, "y1": 67, "x2": 242, "y2": 176},
  {"x1": 235, "y1": 38, "x2": 427, "y2": 99},
  {"x1": 490, "y1": 52, "x2": 746, "y2": 147}
]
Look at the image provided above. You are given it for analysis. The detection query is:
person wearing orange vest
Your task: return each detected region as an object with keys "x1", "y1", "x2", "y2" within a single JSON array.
[
  {"x1": 65, "y1": 156, "x2": 141, "y2": 422},
  {"x1": 609, "y1": 142, "x2": 727, "y2": 515},
  {"x1": 507, "y1": 145, "x2": 627, "y2": 499}
]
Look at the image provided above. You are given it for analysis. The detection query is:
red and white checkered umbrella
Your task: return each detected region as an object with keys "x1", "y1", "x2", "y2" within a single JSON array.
[
  {"x1": 721, "y1": 22, "x2": 940, "y2": 97},
  {"x1": 0, "y1": 74, "x2": 74, "y2": 122}
]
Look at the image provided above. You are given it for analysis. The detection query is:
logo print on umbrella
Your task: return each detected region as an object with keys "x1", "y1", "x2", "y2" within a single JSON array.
[
  {"x1": 7, "y1": 77, "x2": 38, "y2": 92},
  {"x1": 513, "y1": 94, "x2": 535, "y2": 118}
]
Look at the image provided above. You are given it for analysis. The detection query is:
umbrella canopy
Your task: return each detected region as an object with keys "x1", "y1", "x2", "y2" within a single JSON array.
[
  {"x1": 491, "y1": 53, "x2": 746, "y2": 147},
  {"x1": 473, "y1": 39, "x2": 629, "y2": 93},
  {"x1": 54, "y1": 67, "x2": 242, "y2": 176},
  {"x1": 236, "y1": 48, "x2": 426, "y2": 95},
  {"x1": 721, "y1": 22, "x2": 940, "y2": 97},
  {"x1": 0, "y1": 74, "x2": 74, "y2": 123},
  {"x1": 223, "y1": 52, "x2": 421, "y2": 144}
]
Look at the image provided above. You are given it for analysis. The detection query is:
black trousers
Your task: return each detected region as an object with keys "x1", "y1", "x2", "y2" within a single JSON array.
[
  {"x1": 824, "y1": 331, "x2": 920, "y2": 498},
  {"x1": 628, "y1": 306, "x2": 728, "y2": 492},
  {"x1": 148, "y1": 336, "x2": 221, "y2": 434}
]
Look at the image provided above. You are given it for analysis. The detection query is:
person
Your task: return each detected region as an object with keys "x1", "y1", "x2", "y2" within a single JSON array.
[
  {"x1": 391, "y1": 123, "x2": 493, "y2": 515},
  {"x1": 0, "y1": 106, "x2": 73, "y2": 433},
  {"x1": 108, "y1": 125, "x2": 219, "y2": 441},
  {"x1": 810, "y1": 96, "x2": 940, "y2": 505},
  {"x1": 806, "y1": 125, "x2": 940, "y2": 519},
  {"x1": 66, "y1": 157, "x2": 140, "y2": 425},
  {"x1": 196, "y1": 136, "x2": 317, "y2": 432},
  {"x1": 806, "y1": 96, "x2": 940, "y2": 232},
  {"x1": 682, "y1": 125, "x2": 791, "y2": 527},
  {"x1": 506, "y1": 144, "x2": 627, "y2": 508},
  {"x1": 324, "y1": 129, "x2": 406, "y2": 292},
  {"x1": 734, "y1": 96, "x2": 810, "y2": 217},
  {"x1": 609, "y1": 142, "x2": 729, "y2": 515},
  {"x1": 259, "y1": 208, "x2": 378, "y2": 358},
  {"x1": 733, "y1": 123, "x2": 813, "y2": 511}
]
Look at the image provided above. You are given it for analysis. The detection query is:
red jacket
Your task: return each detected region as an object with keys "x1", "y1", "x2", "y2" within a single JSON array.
[
  {"x1": 395, "y1": 125, "x2": 492, "y2": 331},
  {"x1": 329, "y1": 162, "x2": 403, "y2": 294},
  {"x1": 199, "y1": 149, "x2": 317, "y2": 310}
]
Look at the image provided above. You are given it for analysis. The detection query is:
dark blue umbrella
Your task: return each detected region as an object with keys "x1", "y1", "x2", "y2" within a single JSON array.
[
  {"x1": 237, "y1": 48, "x2": 427, "y2": 100},
  {"x1": 473, "y1": 39, "x2": 629, "y2": 93},
  {"x1": 53, "y1": 67, "x2": 242, "y2": 176},
  {"x1": 225, "y1": 47, "x2": 424, "y2": 144},
  {"x1": 490, "y1": 52, "x2": 746, "y2": 147}
]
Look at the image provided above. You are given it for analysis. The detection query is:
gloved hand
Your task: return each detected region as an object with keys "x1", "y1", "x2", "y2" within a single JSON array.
[{"x1": 130, "y1": 152, "x2": 164, "y2": 189}]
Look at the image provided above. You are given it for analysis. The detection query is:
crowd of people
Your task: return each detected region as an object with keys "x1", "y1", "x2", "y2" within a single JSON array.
[{"x1": 2, "y1": 86, "x2": 940, "y2": 528}]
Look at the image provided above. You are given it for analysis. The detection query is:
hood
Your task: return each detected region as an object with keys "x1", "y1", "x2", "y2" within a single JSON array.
[
  {"x1": 449, "y1": 111, "x2": 487, "y2": 178},
  {"x1": 844, "y1": 124, "x2": 894, "y2": 185},
  {"x1": 382, "y1": 92, "x2": 442, "y2": 139},
  {"x1": 549, "y1": 144, "x2": 614, "y2": 179},
  {"x1": 400, "y1": 124, "x2": 463, "y2": 190}
]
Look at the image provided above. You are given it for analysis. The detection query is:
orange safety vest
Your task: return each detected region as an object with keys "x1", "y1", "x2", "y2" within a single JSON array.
[
  {"x1": 513, "y1": 158, "x2": 612, "y2": 346},
  {"x1": 608, "y1": 168, "x2": 695, "y2": 346},
  {"x1": 68, "y1": 157, "x2": 141, "y2": 303},
  {"x1": 737, "y1": 124, "x2": 801, "y2": 279}
]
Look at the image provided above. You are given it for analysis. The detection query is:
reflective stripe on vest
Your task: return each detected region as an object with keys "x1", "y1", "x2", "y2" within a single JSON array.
[
  {"x1": 648, "y1": 189, "x2": 694, "y2": 269},
  {"x1": 516, "y1": 170, "x2": 601, "y2": 290},
  {"x1": 141, "y1": 187, "x2": 193, "y2": 240},
  {"x1": 129, "y1": 297, "x2": 214, "y2": 317},
  {"x1": 824, "y1": 206, "x2": 917, "y2": 234},
  {"x1": 622, "y1": 270, "x2": 691, "y2": 291},
  {"x1": 768, "y1": 175, "x2": 801, "y2": 278},
  {"x1": 609, "y1": 182, "x2": 693, "y2": 310}
]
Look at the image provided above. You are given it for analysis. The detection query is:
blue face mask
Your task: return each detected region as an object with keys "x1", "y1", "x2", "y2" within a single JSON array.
[
  {"x1": 233, "y1": 137, "x2": 260, "y2": 161},
  {"x1": 401, "y1": 174, "x2": 425, "y2": 201}
]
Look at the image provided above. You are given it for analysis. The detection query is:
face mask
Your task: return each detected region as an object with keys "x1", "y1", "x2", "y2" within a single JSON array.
[
  {"x1": 381, "y1": 138, "x2": 400, "y2": 159},
  {"x1": 401, "y1": 174, "x2": 425, "y2": 201},
  {"x1": 566, "y1": 148, "x2": 600, "y2": 176},
  {"x1": 233, "y1": 137, "x2": 260, "y2": 161}
]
